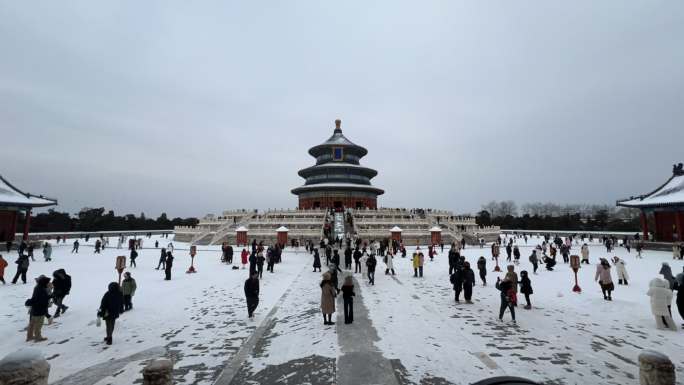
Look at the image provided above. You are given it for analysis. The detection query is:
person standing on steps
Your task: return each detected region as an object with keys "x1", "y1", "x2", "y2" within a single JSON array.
[
  {"x1": 98, "y1": 282, "x2": 124, "y2": 345},
  {"x1": 595, "y1": 258, "x2": 614, "y2": 301},
  {"x1": 462, "y1": 262, "x2": 475, "y2": 304},
  {"x1": 244, "y1": 272, "x2": 260, "y2": 319},
  {"x1": 156, "y1": 248, "x2": 166, "y2": 270},
  {"x1": 320, "y1": 272, "x2": 337, "y2": 325},
  {"x1": 52, "y1": 269, "x2": 71, "y2": 317},
  {"x1": 477, "y1": 256, "x2": 487, "y2": 286},
  {"x1": 519, "y1": 270, "x2": 533, "y2": 309},
  {"x1": 496, "y1": 277, "x2": 516, "y2": 323},
  {"x1": 164, "y1": 251, "x2": 174, "y2": 280},
  {"x1": 341, "y1": 275, "x2": 355, "y2": 324},
  {"x1": 122, "y1": 272, "x2": 137, "y2": 311},
  {"x1": 366, "y1": 253, "x2": 377, "y2": 285}
]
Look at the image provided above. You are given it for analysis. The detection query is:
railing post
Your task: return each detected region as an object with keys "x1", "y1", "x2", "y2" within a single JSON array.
[
  {"x1": 639, "y1": 350, "x2": 675, "y2": 385},
  {"x1": 0, "y1": 349, "x2": 50, "y2": 385}
]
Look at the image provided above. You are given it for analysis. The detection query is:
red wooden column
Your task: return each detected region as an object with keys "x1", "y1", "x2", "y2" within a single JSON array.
[
  {"x1": 640, "y1": 211, "x2": 649, "y2": 240},
  {"x1": 22, "y1": 208, "x2": 32, "y2": 241}
]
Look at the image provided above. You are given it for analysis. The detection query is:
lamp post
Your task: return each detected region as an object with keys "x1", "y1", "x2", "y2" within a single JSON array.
[
  {"x1": 570, "y1": 254, "x2": 581, "y2": 293},
  {"x1": 187, "y1": 245, "x2": 197, "y2": 273},
  {"x1": 115, "y1": 255, "x2": 126, "y2": 285}
]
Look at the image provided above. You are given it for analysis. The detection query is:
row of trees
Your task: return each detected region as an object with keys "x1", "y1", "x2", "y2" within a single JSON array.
[
  {"x1": 476, "y1": 201, "x2": 640, "y2": 232},
  {"x1": 18, "y1": 208, "x2": 198, "y2": 233}
]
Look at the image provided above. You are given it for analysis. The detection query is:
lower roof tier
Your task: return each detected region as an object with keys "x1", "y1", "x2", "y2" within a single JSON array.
[{"x1": 291, "y1": 182, "x2": 385, "y2": 196}]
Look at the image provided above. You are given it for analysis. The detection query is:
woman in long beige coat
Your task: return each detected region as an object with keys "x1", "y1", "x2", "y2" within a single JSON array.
[{"x1": 320, "y1": 272, "x2": 337, "y2": 325}]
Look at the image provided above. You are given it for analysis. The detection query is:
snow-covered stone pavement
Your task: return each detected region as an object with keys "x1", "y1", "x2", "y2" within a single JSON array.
[{"x1": 0, "y1": 235, "x2": 683, "y2": 384}]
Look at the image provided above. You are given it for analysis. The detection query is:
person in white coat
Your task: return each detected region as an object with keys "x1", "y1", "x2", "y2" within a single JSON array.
[
  {"x1": 646, "y1": 278, "x2": 677, "y2": 331},
  {"x1": 673, "y1": 244, "x2": 681, "y2": 260},
  {"x1": 359, "y1": 251, "x2": 369, "y2": 279},
  {"x1": 612, "y1": 256, "x2": 629, "y2": 285},
  {"x1": 385, "y1": 250, "x2": 395, "y2": 275},
  {"x1": 580, "y1": 244, "x2": 590, "y2": 264}
]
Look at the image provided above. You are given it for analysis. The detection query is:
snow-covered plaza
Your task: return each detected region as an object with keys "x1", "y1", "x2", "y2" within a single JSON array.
[{"x1": 1, "y1": 235, "x2": 683, "y2": 385}]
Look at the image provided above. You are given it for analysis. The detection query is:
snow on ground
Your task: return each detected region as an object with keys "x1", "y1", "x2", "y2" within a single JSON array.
[
  {"x1": 1, "y1": 234, "x2": 683, "y2": 385},
  {"x1": 361, "y1": 237, "x2": 684, "y2": 385},
  {"x1": 0, "y1": 236, "x2": 307, "y2": 385}
]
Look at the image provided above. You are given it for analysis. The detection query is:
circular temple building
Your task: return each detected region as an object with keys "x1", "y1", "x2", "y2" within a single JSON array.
[{"x1": 292, "y1": 119, "x2": 384, "y2": 210}]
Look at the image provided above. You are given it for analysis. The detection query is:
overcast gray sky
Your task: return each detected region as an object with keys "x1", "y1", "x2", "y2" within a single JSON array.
[{"x1": 1, "y1": 1, "x2": 683, "y2": 218}]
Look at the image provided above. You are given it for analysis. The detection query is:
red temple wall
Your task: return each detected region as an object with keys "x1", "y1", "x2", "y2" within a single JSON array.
[
  {"x1": 0, "y1": 210, "x2": 18, "y2": 242},
  {"x1": 299, "y1": 196, "x2": 377, "y2": 210}
]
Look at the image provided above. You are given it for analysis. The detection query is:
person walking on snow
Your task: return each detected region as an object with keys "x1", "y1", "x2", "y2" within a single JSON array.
[
  {"x1": 675, "y1": 267, "x2": 684, "y2": 326},
  {"x1": 320, "y1": 272, "x2": 337, "y2": 325},
  {"x1": 462, "y1": 262, "x2": 476, "y2": 304},
  {"x1": 122, "y1": 272, "x2": 137, "y2": 311},
  {"x1": 477, "y1": 256, "x2": 487, "y2": 286},
  {"x1": 660, "y1": 262, "x2": 676, "y2": 290},
  {"x1": 450, "y1": 266, "x2": 464, "y2": 302},
  {"x1": 98, "y1": 282, "x2": 124, "y2": 345},
  {"x1": 384, "y1": 250, "x2": 395, "y2": 275},
  {"x1": 164, "y1": 251, "x2": 174, "y2": 280},
  {"x1": 71, "y1": 240, "x2": 79, "y2": 253},
  {"x1": 412, "y1": 248, "x2": 424, "y2": 277},
  {"x1": 26, "y1": 275, "x2": 52, "y2": 342},
  {"x1": 130, "y1": 248, "x2": 138, "y2": 268},
  {"x1": 647, "y1": 278, "x2": 677, "y2": 331},
  {"x1": 519, "y1": 270, "x2": 533, "y2": 309},
  {"x1": 244, "y1": 272, "x2": 260, "y2": 319},
  {"x1": 612, "y1": 257, "x2": 629, "y2": 285},
  {"x1": 513, "y1": 245, "x2": 521, "y2": 265},
  {"x1": 496, "y1": 277, "x2": 516, "y2": 323},
  {"x1": 43, "y1": 242, "x2": 52, "y2": 262},
  {"x1": 595, "y1": 258, "x2": 614, "y2": 301},
  {"x1": 12, "y1": 253, "x2": 30, "y2": 284},
  {"x1": 353, "y1": 248, "x2": 362, "y2": 273},
  {"x1": 0, "y1": 254, "x2": 7, "y2": 284},
  {"x1": 240, "y1": 248, "x2": 249, "y2": 270},
  {"x1": 341, "y1": 275, "x2": 355, "y2": 324},
  {"x1": 52, "y1": 269, "x2": 71, "y2": 317},
  {"x1": 313, "y1": 248, "x2": 322, "y2": 272},
  {"x1": 580, "y1": 244, "x2": 590, "y2": 264}
]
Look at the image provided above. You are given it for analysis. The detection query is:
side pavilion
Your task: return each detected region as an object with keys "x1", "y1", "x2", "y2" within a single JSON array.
[
  {"x1": 0, "y1": 174, "x2": 58, "y2": 242},
  {"x1": 617, "y1": 163, "x2": 684, "y2": 242}
]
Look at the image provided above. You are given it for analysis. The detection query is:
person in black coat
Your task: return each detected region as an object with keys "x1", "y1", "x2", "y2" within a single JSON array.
[
  {"x1": 27, "y1": 275, "x2": 52, "y2": 341},
  {"x1": 256, "y1": 252, "x2": 265, "y2": 279},
  {"x1": 227, "y1": 245, "x2": 234, "y2": 264},
  {"x1": 249, "y1": 252, "x2": 257, "y2": 275},
  {"x1": 518, "y1": 270, "x2": 533, "y2": 309},
  {"x1": 353, "y1": 248, "x2": 362, "y2": 273},
  {"x1": 462, "y1": 262, "x2": 476, "y2": 304},
  {"x1": 344, "y1": 247, "x2": 352, "y2": 270},
  {"x1": 448, "y1": 249, "x2": 459, "y2": 275},
  {"x1": 313, "y1": 249, "x2": 322, "y2": 272},
  {"x1": 12, "y1": 254, "x2": 30, "y2": 284},
  {"x1": 156, "y1": 248, "x2": 166, "y2": 270},
  {"x1": 52, "y1": 269, "x2": 72, "y2": 317},
  {"x1": 450, "y1": 268, "x2": 464, "y2": 302},
  {"x1": 476, "y1": 256, "x2": 487, "y2": 286},
  {"x1": 130, "y1": 248, "x2": 138, "y2": 268},
  {"x1": 98, "y1": 282, "x2": 124, "y2": 345},
  {"x1": 341, "y1": 275, "x2": 355, "y2": 324},
  {"x1": 496, "y1": 278, "x2": 516, "y2": 322},
  {"x1": 164, "y1": 251, "x2": 174, "y2": 280},
  {"x1": 366, "y1": 254, "x2": 377, "y2": 285},
  {"x1": 244, "y1": 272, "x2": 260, "y2": 318}
]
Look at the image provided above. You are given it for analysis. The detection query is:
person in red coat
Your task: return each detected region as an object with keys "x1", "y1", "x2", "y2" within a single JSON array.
[
  {"x1": 241, "y1": 249, "x2": 249, "y2": 269},
  {"x1": 0, "y1": 254, "x2": 8, "y2": 284}
]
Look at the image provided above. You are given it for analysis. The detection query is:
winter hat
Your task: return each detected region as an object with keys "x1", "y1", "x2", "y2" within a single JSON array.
[{"x1": 322, "y1": 272, "x2": 331, "y2": 280}]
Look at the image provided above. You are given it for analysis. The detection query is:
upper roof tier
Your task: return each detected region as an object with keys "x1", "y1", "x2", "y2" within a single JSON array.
[
  {"x1": 617, "y1": 163, "x2": 684, "y2": 209},
  {"x1": 0, "y1": 174, "x2": 58, "y2": 208},
  {"x1": 308, "y1": 119, "x2": 368, "y2": 158}
]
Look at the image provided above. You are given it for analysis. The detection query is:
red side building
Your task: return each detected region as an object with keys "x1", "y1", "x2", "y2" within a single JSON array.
[
  {"x1": 292, "y1": 119, "x2": 384, "y2": 210},
  {"x1": 617, "y1": 163, "x2": 684, "y2": 242},
  {"x1": 0, "y1": 175, "x2": 58, "y2": 241}
]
